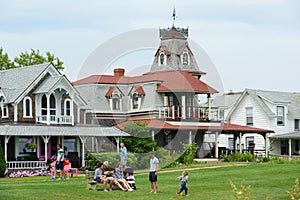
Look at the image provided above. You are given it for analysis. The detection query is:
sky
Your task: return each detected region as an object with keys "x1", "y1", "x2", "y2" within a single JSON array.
[{"x1": 1, "y1": 0, "x2": 300, "y2": 94}]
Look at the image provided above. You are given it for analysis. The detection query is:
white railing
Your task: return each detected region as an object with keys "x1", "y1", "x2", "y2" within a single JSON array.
[
  {"x1": 158, "y1": 106, "x2": 220, "y2": 121},
  {"x1": 36, "y1": 115, "x2": 73, "y2": 125},
  {"x1": 7, "y1": 161, "x2": 47, "y2": 169}
]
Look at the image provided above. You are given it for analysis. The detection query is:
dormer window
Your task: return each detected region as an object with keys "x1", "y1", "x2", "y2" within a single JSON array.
[
  {"x1": 112, "y1": 94, "x2": 120, "y2": 110},
  {"x1": 132, "y1": 93, "x2": 139, "y2": 109},
  {"x1": 182, "y1": 52, "x2": 189, "y2": 65},
  {"x1": 277, "y1": 106, "x2": 285, "y2": 126},
  {"x1": 159, "y1": 52, "x2": 166, "y2": 65}
]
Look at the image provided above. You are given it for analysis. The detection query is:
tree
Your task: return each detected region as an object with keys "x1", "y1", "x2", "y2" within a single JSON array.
[
  {"x1": 122, "y1": 122, "x2": 157, "y2": 153},
  {"x1": 0, "y1": 48, "x2": 64, "y2": 71},
  {"x1": 0, "y1": 48, "x2": 15, "y2": 70},
  {"x1": 14, "y1": 49, "x2": 64, "y2": 70},
  {"x1": 0, "y1": 143, "x2": 6, "y2": 177}
]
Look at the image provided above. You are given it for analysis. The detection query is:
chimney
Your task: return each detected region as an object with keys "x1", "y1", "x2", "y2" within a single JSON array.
[{"x1": 114, "y1": 68, "x2": 125, "y2": 76}]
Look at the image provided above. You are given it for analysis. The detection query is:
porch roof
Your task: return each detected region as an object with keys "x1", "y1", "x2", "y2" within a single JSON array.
[
  {"x1": 115, "y1": 119, "x2": 273, "y2": 134},
  {"x1": 0, "y1": 125, "x2": 130, "y2": 137},
  {"x1": 269, "y1": 131, "x2": 300, "y2": 139}
]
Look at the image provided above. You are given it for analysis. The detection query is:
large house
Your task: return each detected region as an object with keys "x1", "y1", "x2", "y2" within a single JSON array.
[
  {"x1": 73, "y1": 26, "x2": 273, "y2": 158},
  {"x1": 213, "y1": 89, "x2": 300, "y2": 156},
  {"x1": 0, "y1": 63, "x2": 129, "y2": 170}
]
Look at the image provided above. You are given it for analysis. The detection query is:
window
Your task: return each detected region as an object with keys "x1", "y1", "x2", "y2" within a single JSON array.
[
  {"x1": 64, "y1": 99, "x2": 71, "y2": 116},
  {"x1": 182, "y1": 52, "x2": 188, "y2": 65},
  {"x1": 41, "y1": 94, "x2": 56, "y2": 119},
  {"x1": 246, "y1": 136, "x2": 255, "y2": 149},
  {"x1": 64, "y1": 137, "x2": 76, "y2": 154},
  {"x1": 19, "y1": 137, "x2": 34, "y2": 153},
  {"x1": 168, "y1": 95, "x2": 174, "y2": 106},
  {"x1": 219, "y1": 109, "x2": 225, "y2": 121},
  {"x1": 228, "y1": 137, "x2": 234, "y2": 150},
  {"x1": 159, "y1": 52, "x2": 166, "y2": 65},
  {"x1": 23, "y1": 97, "x2": 32, "y2": 117},
  {"x1": 112, "y1": 94, "x2": 120, "y2": 110},
  {"x1": 2, "y1": 105, "x2": 8, "y2": 118},
  {"x1": 132, "y1": 93, "x2": 139, "y2": 109},
  {"x1": 41, "y1": 94, "x2": 47, "y2": 115},
  {"x1": 277, "y1": 106, "x2": 285, "y2": 126},
  {"x1": 295, "y1": 119, "x2": 299, "y2": 131},
  {"x1": 246, "y1": 107, "x2": 253, "y2": 126}
]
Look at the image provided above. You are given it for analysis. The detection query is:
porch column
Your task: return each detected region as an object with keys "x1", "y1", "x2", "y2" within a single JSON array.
[
  {"x1": 115, "y1": 137, "x2": 120, "y2": 153},
  {"x1": 152, "y1": 130, "x2": 155, "y2": 151},
  {"x1": 41, "y1": 136, "x2": 50, "y2": 162},
  {"x1": 79, "y1": 136, "x2": 88, "y2": 167},
  {"x1": 207, "y1": 94, "x2": 212, "y2": 120},
  {"x1": 13, "y1": 103, "x2": 18, "y2": 122},
  {"x1": 215, "y1": 131, "x2": 219, "y2": 158},
  {"x1": 288, "y1": 138, "x2": 292, "y2": 158},
  {"x1": 181, "y1": 96, "x2": 186, "y2": 119},
  {"x1": 265, "y1": 133, "x2": 269, "y2": 157},
  {"x1": 77, "y1": 108, "x2": 81, "y2": 124},
  {"x1": 4, "y1": 136, "x2": 11, "y2": 162},
  {"x1": 189, "y1": 131, "x2": 192, "y2": 144},
  {"x1": 239, "y1": 132, "x2": 243, "y2": 153},
  {"x1": 46, "y1": 93, "x2": 50, "y2": 125},
  {"x1": 71, "y1": 99, "x2": 74, "y2": 125}
]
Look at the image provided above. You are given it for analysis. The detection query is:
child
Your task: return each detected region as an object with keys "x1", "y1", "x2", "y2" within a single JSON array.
[
  {"x1": 176, "y1": 170, "x2": 189, "y2": 197},
  {"x1": 125, "y1": 172, "x2": 136, "y2": 190}
]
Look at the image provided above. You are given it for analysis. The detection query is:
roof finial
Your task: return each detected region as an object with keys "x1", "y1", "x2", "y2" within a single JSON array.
[{"x1": 172, "y1": 7, "x2": 176, "y2": 27}]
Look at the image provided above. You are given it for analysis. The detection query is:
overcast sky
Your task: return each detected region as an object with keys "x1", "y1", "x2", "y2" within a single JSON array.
[{"x1": 1, "y1": 0, "x2": 299, "y2": 94}]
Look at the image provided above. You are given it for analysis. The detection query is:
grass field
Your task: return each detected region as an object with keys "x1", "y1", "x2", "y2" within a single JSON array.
[{"x1": 0, "y1": 162, "x2": 299, "y2": 200}]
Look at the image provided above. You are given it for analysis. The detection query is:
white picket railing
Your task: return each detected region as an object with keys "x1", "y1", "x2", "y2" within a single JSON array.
[{"x1": 7, "y1": 161, "x2": 47, "y2": 169}]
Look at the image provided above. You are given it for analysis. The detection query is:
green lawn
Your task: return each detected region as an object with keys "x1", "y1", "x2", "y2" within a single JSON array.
[{"x1": 0, "y1": 162, "x2": 299, "y2": 200}]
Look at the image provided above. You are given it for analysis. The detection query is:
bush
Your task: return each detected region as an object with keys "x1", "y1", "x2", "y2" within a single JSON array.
[{"x1": 0, "y1": 144, "x2": 6, "y2": 177}]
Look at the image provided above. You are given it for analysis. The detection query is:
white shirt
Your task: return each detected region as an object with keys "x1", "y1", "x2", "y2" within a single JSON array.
[{"x1": 150, "y1": 157, "x2": 159, "y2": 172}]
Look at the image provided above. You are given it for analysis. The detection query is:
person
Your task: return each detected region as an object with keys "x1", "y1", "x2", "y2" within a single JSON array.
[
  {"x1": 120, "y1": 143, "x2": 128, "y2": 167},
  {"x1": 102, "y1": 161, "x2": 115, "y2": 191},
  {"x1": 114, "y1": 163, "x2": 133, "y2": 191},
  {"x1": 125, "y1": 172, "x2": 136, "y2": 190},
  {"x1": 51, "y1": 144, "x2": 65, "y2": 180},
  {"x1": 94, "y1": 162, "x2": 109, "y2": 192},
  {"x1": 176, "y1": 170, "x2": 189, "y2": 197},
  {"x1": 149, "y1": 152, "x2": 159, "y2": 194}
]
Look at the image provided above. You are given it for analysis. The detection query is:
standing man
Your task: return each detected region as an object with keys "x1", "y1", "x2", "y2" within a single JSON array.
[
  {"x1": 149, "y1": 152, "x2": 159, "y2": 194},
  {"x1": 120, "y1": 143, "x2": 128, "y2": 167},
  {"x1": 51, "y1": 144, "x2": 65, "y2": 180}
]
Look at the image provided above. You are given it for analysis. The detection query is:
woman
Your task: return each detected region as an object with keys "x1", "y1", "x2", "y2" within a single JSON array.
[
  {"x1": 94, "y1": 162, "x2": 108, "y2": 192},
  {"x1": 114, "y1": 163, "x2": 133, "y2": 191}
]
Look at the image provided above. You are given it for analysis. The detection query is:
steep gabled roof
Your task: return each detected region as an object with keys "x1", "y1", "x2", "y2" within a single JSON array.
[{"x1": 0, "y1": 63, "x2": 58, "y2": 103}]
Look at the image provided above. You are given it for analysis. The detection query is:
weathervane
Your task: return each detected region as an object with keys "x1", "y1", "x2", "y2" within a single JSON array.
[{"x1": 172, "y1": 7, "x2": 177, "y2": 27}]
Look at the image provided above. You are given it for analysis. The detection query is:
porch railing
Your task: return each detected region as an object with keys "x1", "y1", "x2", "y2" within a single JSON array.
[
  {"x1": 36, "y1": 115, "x2": 73, "y2": 125},
  {"x1": 7, "y1": 161, "x2": 47, "y2": 170},
  {"x1": 158, "y1": 106, "x2": 221, "y2": 121}
]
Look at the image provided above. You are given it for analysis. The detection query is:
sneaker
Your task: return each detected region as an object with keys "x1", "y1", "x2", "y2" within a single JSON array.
[
  {"x1": 50, "y1": 177, "x2": 55, "y2": 181},
  {"x1": 154, "y1": 191, "x2": 157, "y2": 194},
  {"x1": 103, "y1": 190, "x2": 108, "y2": 192},
  {"x1": 60, "y1": 177, "x2": 64, "y2": 181},
  {"x1": 186, "y1": 194, "x2": 189, "y2": 197},
  {"x1": 128, "y1": 188, "x2": 133, "y2": 192}
]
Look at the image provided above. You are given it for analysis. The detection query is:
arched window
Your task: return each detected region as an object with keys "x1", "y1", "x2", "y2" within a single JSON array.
[
  {"x1": 182, "y1": 52, "x2": 188, "y2": 65},
  {"x1": 132, "y1": 93, "x2": 139, "y2": 109},
  {"x1": 23, "y1": 97, "x2": 32, "y2": 117},
  {"x1": 41, "y1": 94, "x2": 56, "y2": 116},
  {"x1": 159, "y1": 52, "x2": 166, "y2": 65},
  {"x1": 64, "y1": 99, "x2": 71, "y2": 116},
  {"x1": 112, "y1": 94, "x2": 120, "y2": 110}
]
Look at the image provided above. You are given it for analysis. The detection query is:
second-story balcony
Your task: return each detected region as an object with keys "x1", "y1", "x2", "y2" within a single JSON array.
[
  {"x1": 36, "y1": 115, "x2": 74, "y2": 125},
  {"x1": 158, "y1": 106, "x2": 221, "y2": 121}
]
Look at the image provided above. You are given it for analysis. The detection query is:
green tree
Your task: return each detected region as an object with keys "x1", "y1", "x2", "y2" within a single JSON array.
[
  {"x1": 122, "y1": 122, "x2": 157, "y2": 153},
  {"x1": 0, "y1": 47, "x2": 64, "y2": 71},
  {"x1": 0, "y1": 48, "x2": 15, "y2": 70},
  {"x1": 14, "y1": 49, "x2": 64, "y2": 70}
]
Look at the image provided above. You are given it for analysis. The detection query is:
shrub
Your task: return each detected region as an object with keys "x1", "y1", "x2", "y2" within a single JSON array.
[
  {"x1": 0, "y1": 143, "x2": 6, "y2": 177},
  {"x1": 229, "y1": 180, "x2": 251, "y2": 200},
  {"x1": 287, "y1": 178, "x2": 300, "y2": 199}
]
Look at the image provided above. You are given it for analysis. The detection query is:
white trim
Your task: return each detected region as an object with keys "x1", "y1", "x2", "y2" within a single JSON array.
[
  {"x1": 23, "y1": 96, "x2": 33, "y2": 118},
  {"x1": 2, "y1": 104, "x2": 8, "y2": 118}
]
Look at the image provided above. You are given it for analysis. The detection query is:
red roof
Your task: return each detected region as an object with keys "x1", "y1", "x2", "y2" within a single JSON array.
[
  {"x1": 105, "y1": 86, "x2": 115, "y2": 97},
  {"x1": 135, "y1": 85, "x2": 145, "y2": 95},
  {"x1": 162, "y1": 27, "x2": 186, "y2": 40},
  {"x1": 73, "y1": 70, "x2": 218, "y2": 94},
  {"x1": 115, "y1": 119, "x2": 273, "y2": 133}
]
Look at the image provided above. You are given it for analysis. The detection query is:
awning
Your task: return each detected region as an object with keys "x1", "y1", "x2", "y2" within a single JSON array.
[{"x1": 269, "y1": 131, "x2": 300, "y2": 139}]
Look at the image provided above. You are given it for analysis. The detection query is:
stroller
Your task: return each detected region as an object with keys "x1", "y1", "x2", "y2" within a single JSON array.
[{"x1": 124, "y1": 167, "x2": 136, "y2": 190}]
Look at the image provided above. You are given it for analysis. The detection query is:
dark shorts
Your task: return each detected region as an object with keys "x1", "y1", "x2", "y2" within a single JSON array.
[
  {"x1": 55, "y1": 161, "x2": 64, "y2": 170},
  {"x1": 149, "y1": 171, "x2": 157, "y2": 182}
]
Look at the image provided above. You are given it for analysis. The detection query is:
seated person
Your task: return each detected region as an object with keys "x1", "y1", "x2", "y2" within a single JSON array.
[
  {"x1": 102, "y1": 161, "x2": 115, "y2": 191},
  {"x1": 125, "y1": 172, "x2": 136, "y2": 190},
  {"x1": 94, "y1": 162, "x2": 108, "y2": 192},
  {"x1": 114, "y1": 163, "x2": 133, "y2": 191}
]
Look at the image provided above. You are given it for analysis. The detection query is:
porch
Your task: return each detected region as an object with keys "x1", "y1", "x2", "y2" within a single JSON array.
[
  {"x1": 158, "y1": 106, "x2": 221, "y2": 121},
  {"x1": 36, "y1": 115, "x2": 73, "y2": 125}
]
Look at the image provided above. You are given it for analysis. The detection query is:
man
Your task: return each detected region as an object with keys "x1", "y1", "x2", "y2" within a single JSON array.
[
  {"x1": 51, "y1": 144, "x2": 65, "y2": 180},
  {"x1": 94, "y1": 162, "x2": 109, "y2": 192},
  {"x1": 120, "y1": 143, "x2": 128, "y2": 167},
  {"x1": 102, "y1": 161, "x2": 115, "y2": 191},
  {"x1": 149, "y1": 152, "x2": 159, "y2": 194}
]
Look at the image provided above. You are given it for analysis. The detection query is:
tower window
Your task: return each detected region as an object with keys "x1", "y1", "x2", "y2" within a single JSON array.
[{"x1": 159, "y1": 52, "x2": 166, "y2": 65}]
